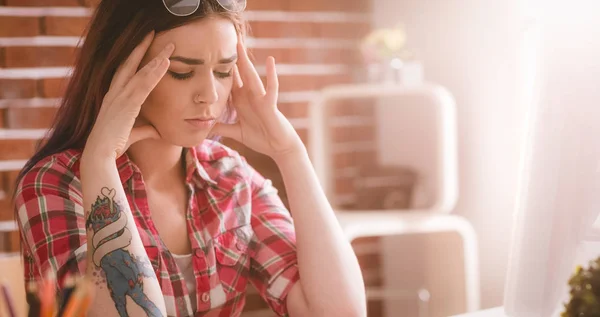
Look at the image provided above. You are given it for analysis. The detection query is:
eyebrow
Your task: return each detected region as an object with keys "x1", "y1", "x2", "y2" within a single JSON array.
[{"x1": 169, "y1": 54, "x2": 238, "y2": 65}]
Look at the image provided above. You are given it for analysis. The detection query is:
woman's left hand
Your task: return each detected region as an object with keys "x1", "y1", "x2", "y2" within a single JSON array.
[{"x1": 212, "y1": 38, "x2": 305, "y2": 161}]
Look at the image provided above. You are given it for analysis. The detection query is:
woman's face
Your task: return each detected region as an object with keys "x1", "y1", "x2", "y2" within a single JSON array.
[{"x1": 139, "y1": 16, "x2": 238, "y2": 147}]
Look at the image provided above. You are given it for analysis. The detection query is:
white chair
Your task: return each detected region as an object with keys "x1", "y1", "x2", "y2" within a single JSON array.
[{"x1": 308, "y1": 82, "x2": 481, "y2": 313}]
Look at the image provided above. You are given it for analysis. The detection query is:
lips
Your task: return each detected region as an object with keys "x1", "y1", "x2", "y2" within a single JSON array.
[{"x1": 185, "y1": 118, "x2": 216, "y2": 129}]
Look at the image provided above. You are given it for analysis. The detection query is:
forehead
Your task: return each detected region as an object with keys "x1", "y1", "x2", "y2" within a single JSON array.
[{"x1": 151, "y1": 17, "x2": 238, "y2": 58}]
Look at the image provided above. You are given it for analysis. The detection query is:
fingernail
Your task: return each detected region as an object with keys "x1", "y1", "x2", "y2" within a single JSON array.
[{"x1": 164, "y1": 43, "x2": 175, "y2": 52}]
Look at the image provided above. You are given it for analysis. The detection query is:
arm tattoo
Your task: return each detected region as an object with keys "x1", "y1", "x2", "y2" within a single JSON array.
[{"x1": 86, "y1": 187, "x2": 164, "y2": 317}]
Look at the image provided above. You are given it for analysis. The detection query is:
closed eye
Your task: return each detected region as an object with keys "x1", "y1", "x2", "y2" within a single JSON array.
[
  {"x1": 168, "y1": 70, "x2": 194, "y2": 80},
  {"x1": 215, "y1": 70, "x2": 232, "y2": 79},
  {"x1": 168, "y1": 70, "x2": 231, "y2": 80}
]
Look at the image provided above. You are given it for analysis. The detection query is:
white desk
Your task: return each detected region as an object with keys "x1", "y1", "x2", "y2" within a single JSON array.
[{"x1": 451, "y1": 307, "x2": 506, "y2": 317}]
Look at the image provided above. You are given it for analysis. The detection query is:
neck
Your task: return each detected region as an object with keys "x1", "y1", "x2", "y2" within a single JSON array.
[{"x1": 126, "y1": 139, "x2": 185, "y2": 189}]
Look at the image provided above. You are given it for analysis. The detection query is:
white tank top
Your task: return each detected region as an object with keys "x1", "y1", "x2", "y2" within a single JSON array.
[{"x1": 172, "y1": 253, "x2": 198, "y2": 312}]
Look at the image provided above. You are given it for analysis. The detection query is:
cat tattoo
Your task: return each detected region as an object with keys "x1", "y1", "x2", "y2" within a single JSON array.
[{"x1": 86, "y1": 187, "x2": 163, "y2": 317}]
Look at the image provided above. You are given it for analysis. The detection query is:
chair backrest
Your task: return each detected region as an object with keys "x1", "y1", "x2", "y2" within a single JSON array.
[
  {"x1": 0, "y1": 253, "x2": 26, "y2": 317},
  {"x1": 308, "y1": 83, "x2": 458, "y2": 213}
]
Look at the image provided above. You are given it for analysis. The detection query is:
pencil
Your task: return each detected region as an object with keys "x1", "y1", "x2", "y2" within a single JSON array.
[
  {"x1": 25, "y1": 282, "x2": 40, "y2": 317},
  {"x1": 39, "y1": 271, "x2": 56, "y2": 317},
  {"x1": 1, "y1": 282, "x2": 16, "y2": 317},
  {"x1": 58, "y1": 275, "x2": 77, "y2": 316},
  {"x1": 74, "y1": 284, "x2": 94, "y2": 317},
  {"x1": 61, "y1": 277, "x2": 93, "y2": 317}
]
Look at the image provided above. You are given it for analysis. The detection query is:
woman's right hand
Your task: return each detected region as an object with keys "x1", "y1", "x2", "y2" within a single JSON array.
[{"x1": 84, "y1": 31, "x2": 174, "y2": 161}]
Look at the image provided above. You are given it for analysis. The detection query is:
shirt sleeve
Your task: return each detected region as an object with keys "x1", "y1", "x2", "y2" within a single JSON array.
[
  {"x1": 243, "y1": 159, "x2": 300, "y2": 317},
  {"x1": 14, "y1": 157, "x2": 88, "y2": 288}
]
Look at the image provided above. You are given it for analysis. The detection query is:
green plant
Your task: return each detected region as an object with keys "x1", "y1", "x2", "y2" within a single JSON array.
[{"x1": 562, "y1": 257, "x2": 600, "y2": 317}]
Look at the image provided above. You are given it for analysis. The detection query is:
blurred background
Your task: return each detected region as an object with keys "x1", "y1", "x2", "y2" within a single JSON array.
[{"x1": 0, "y1": 0, "x2": 533, "y2": 316}]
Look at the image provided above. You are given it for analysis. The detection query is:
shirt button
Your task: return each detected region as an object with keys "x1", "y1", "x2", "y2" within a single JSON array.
[
  {"x1": 194, "y1": 249, "x2": 203, "y2": 257},
  {"x1": 201, "y1": 292, "x2": 210, "y2": 303},
  {"x1": 236, "y1": 242, "x2": 245, "y2": 251}
]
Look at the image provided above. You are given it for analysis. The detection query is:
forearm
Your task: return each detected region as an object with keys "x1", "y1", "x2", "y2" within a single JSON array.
[
  {"x1": 274, "y1": 150, "x2": 366, "y2": 316},
  {"x1": 80, "y1": 153, "x2": 166, "y2": 317}
]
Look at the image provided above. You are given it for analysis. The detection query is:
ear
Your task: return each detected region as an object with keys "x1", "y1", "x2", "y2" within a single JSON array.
[{"x1": 134, "y1": 113, "x2": 151, "y2": 127}]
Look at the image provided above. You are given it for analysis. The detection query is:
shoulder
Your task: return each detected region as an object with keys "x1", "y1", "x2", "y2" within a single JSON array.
[
  {"x1": 15, "y1": 149, "x2": 83, "y2": 204},
  {"x1": 196, "y1": 139, "x2": 243, "y2": 163},
  {"x1": 195, "y1": 140, "x2": 254, "y2": 177}
]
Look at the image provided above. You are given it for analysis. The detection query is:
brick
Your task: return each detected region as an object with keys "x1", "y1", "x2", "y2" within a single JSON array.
[
  {"x1": 356, "y1": 253, "x2": 382, "y2": 271},
  {"x1": 4, "y1": 0, "x2": 80, "y2": 5},
  {"x1": 341, "y1": 0, "x2": 372, "y2": 12},
  {"x1": 331, "y1": 125, "x2": 375, "y2": 143},
  {"x1": 4, "y1": 46, "x2": 78, "y2": 68},
  {"x1": 333, "y1": 150, "x2": 376, "y2": 169},
  {"x1": 295, "y1": 128, "x2": 308, "y2": 147},
  {"x1": 43, "y1": 16, "x2": 90, "y2": 37},
  {"x1": 0, "y1": 48, "x2": 5, "y2": 68},
  {"x1": 0, "y1": 173, "x2": 7, "y2": 193},
  {"x1": 247, "y1": 48, "x2": 286, "y2": 65},
  {"x1": 287, "y1": 47, "x2": 361, "y2": 65},
  {"x1": 8, "y1": 231, "x2": 20, "y2": 253},
  {"x1": 245, "y1": 0, "x2": 287, "y2": 11},
  {"x1": 0, "y1": 139, "x2": 37, "y2": 161},
  {"x1": 0, "y1": 16, "x2": 39, "y2": 37},
  {"x1": 288, "y1": 0, "x2": 340, "y2": 11},
  {"x1": 6, "y1": 106, "x2": 58, "y2": 129},
  {"x1": 263, "y1": 75, "x2": 316, "y2": 92},
  {"x1": 248, "y1": 21, "x2": 317, "y2": 38},
  {"x1": 41, "y1": 77, "x2": 69, "y2": 98},
  {"x1": 278, "y1": 102, "x2": 307, "y2": 119},
  {"x1": 82, "y1": 0, "x2": 100, "y2": 7},
  {"x1": 368, "y1": 302, "x2": 384, "y2": 317},
  {"x1": 0, "y1": 198, "x2": 12, "y2": 221},
  {"x1": 335, "y1": 177, "x2": 355, "y2": 194},
  {"x1": 3, "y1": 171, "x2": 20, "y2": 199},
  {"x1": 0, "y1": 79, "x2": 38, "y2": 99},
  {"x1": 288, "y1": 0, "x2": 369, "y2": 12},
  {"x1": 251, "y1": 47, "x2": 360, "y2": 65},
  {"x1": 329, "y1": 99, "x2": 375, "y2": 116},
  {"x1": 315, "y1": 73, "x2": 354, "y2": 90},
  {"x1": 318, "y1": 22, "x2": 371, "y2": 39}
]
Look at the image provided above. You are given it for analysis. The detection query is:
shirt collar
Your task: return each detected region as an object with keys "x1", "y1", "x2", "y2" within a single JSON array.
[
  {"x1": 183, "y1": 146, "x2": 218, "y2": 187},
  {"x1": 115, "y1": 147, "x2": 217, "y2": 188}
]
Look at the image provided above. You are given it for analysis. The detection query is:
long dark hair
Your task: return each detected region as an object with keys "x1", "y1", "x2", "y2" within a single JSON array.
[{"x1": 14, "y1": 0, "x2": 246, "y2": 190}]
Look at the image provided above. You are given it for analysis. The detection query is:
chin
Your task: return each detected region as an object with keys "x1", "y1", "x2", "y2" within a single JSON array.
[{"x1": 159, "y1": 130, "x2": 209, "y2": 148}]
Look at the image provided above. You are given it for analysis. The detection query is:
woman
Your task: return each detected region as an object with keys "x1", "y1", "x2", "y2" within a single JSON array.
[{"x1": 13, "y1": 0, "x2": 366, "y2": 316}]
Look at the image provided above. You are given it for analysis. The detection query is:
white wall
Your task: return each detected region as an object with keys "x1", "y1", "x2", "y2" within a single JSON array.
[{"x1": 372, "y1": 0, "x2": 529, "y2": 309}]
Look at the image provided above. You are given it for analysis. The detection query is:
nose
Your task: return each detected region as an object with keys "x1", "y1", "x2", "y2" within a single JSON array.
[{"x1": 194, "y1": 75, "x2": 219, "y2": 105}]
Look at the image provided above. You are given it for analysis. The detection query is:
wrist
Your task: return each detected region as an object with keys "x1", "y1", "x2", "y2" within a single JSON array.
[
  {"x1": 80, "y1": 149, "x2": 118, "y2": 174},
  {"x1": 272, "y1": 147, "x2": 310, "y2": 169},
  {"x1": 82, "y1": 139, "x2": 117, "y2": 163}
]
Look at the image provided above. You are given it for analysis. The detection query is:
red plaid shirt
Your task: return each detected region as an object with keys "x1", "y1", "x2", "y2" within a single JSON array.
[{"x1": 15, "y1": 140, "x2": 300, "y2": 317}]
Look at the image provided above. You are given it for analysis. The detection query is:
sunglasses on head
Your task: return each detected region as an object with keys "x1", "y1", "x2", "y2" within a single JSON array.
[{"x1": 163, "y1": 0, "x2": 246, "y2": 16}]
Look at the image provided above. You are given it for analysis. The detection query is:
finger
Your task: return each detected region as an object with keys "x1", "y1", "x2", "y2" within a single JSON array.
[
  {"x1": 109, "y1": 31, "x2": 155, "y2": 94},
  {"x1": 229, "y1": 65, "x2": 246, "y2": 103},
  {"x1": 233, "y1": 65, "x2": 243, "y2": 91},
  {"x1": 265, "y1": 56, "x2": 279, "y2": 105},
  {"x1": 236, "y1": 38, "x2": 266, "y2": 96},
  {"x1": 122, "y1": 43, "x2": 175, "y2": 105},
  {"x1": 211, "y1": 122, "x2": 242, "y2": 142}
]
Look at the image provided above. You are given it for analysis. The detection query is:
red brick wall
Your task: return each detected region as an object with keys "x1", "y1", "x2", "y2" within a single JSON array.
[{"x1": 0, "y1": 1, "x2": 386, "y2": 315}]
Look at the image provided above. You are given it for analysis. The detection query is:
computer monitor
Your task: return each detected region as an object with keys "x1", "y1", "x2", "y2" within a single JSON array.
[{"x1": 503, "y1": 1, "x2": 600, "y2": 316}]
